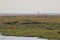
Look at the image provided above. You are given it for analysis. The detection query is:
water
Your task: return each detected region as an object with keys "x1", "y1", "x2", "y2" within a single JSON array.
[{"x1": 0, "y1": 33, "x2": 47, "y2": 40}]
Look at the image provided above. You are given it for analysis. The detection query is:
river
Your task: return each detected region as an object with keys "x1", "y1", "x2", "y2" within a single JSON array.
[{"x1": 0, "y1": 34, "x2": 48, "y2": 40}]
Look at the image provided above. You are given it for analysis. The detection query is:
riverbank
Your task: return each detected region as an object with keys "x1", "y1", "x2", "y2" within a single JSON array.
[{"x1": 0, "y1": 16, "x2": 60, "y2": 39}]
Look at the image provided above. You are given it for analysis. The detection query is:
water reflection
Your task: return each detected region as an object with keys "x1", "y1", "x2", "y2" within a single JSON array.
[{"x1": 0, "y1": 34, "x2": 47, "y2": 40}]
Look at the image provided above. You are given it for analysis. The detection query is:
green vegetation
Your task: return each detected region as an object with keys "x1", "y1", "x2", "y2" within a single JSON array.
[{"x1": 0, "y1": 16, "x2": 60, "y2": 39}]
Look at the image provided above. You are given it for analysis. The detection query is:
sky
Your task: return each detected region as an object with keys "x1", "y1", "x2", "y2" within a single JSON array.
[{"x1": 0, "y1": 0, "x2": 60, "y2": 15}]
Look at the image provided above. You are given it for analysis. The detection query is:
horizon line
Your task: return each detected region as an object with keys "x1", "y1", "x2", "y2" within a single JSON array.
[{"x1": 0, "y1": 13, "x2": 60, "y2": 16}]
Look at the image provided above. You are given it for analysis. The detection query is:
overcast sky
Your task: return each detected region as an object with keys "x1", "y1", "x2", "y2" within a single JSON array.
[{"x1": 0, "y1": 0, "x2": 60, "y2": 15}]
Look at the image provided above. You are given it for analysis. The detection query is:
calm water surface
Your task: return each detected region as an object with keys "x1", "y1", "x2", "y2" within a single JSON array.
[{"x1": 0, "y1": 34, "x2": 47, "y2": 40}]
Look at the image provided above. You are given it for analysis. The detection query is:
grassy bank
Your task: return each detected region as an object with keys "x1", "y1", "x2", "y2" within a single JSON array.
[{"x1": 0, "y1": 16, "x2": 60, "y2": 39}]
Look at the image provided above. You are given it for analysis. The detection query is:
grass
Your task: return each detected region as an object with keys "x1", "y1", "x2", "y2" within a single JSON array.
[{"x1": 0, "y1": 15, "x2": 60, "y2": 39}]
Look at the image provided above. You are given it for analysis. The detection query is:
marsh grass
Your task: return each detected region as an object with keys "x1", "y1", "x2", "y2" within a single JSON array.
[{"x1": 0, "y1": 16, "x2": 60, "y2": 39}]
